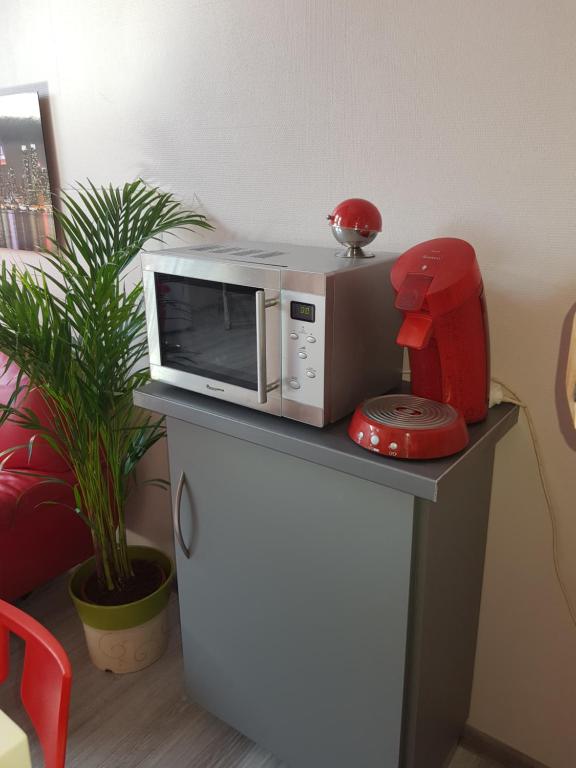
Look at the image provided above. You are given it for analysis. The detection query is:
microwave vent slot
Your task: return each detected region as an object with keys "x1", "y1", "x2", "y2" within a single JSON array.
[
  {"x1": 246, "y1": 250, "x2": 285, "y2": 259},
  {"x1": 187, "y1": 245, "x2": 286, "y2": 260}
]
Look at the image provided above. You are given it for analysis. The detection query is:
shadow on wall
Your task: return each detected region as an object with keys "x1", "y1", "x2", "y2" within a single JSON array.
[
  {"x1": 556, "y1": 302, "x2": 576, "y2": 451},
  {"x1": 125, "y1": 435, "x2": 175, "y2": 558}
]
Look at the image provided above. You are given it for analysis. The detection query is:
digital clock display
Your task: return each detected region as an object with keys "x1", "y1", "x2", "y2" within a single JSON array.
[{"x1": 290, "y1": 301, "x2": 316, "y2": 323}]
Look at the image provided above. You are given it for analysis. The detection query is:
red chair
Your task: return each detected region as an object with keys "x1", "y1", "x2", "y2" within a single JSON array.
[
  {"x1": 0, "y1": 354, "x2": 92, "y2": 600},
  {"x1": 0, "y1": 599, "x2": 72, "y2": 768}
]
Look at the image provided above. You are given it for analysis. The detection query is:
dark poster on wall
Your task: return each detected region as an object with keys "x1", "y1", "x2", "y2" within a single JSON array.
[{"x1": 0, "y1": 91, "x2": 55, "y2": 252}]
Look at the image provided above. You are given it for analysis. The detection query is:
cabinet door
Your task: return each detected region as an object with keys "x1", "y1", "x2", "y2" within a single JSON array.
[{"x1": 167, "y1": 416, "x2": 414, "y2": 768}]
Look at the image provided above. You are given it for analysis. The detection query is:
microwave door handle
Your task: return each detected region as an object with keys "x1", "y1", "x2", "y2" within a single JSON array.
[{"x1": 256, "y1": 290, "x2": 267, "y2": 404}]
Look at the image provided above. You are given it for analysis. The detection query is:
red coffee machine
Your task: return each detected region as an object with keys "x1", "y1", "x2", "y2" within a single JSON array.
[
  {"x1": 348, "y1": 237, "x2": 489, "y2": 459},
  {"x1": 390, "y1": 237, "x2": 489, "y2": 423}
]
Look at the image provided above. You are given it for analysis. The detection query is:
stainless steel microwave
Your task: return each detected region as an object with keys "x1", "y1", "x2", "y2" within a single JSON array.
[{"x1": 142, "y1": 241, "x2": 402, "y2": 427}]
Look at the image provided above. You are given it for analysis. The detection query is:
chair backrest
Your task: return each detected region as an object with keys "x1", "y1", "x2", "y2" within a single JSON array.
[{"x1": 0, "y1": 599, "x2": 72, "y2": 768}]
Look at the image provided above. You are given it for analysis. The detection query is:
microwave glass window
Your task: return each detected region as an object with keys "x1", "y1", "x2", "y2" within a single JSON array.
[
  {"x1": 290, "y1": 301, "x2": 316, "y2": 323},
  {"x1": 155, "y1": 273, "x2": 258, "y2": 390}
]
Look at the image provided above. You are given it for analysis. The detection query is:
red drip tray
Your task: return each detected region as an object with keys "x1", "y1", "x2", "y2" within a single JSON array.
[{"x1": 348, "y1": 394, "x2": 469, "y2": 460}]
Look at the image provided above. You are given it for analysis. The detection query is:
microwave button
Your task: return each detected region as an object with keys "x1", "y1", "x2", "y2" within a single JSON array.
[
  {"x1": 305, "y1": 369, "x2": 316, "y2": 379},
  {"x1": 306, "y1": 335, "x2": 316, "y2": 343},
  {"x1": 288, "y1": 378, "x2": 301, "y2": 390},
  {"x1": 370, "y1": 434, "x2": 380, "y2": 447},
  {"x1": 298, "y1": 351, "x2": 307, "y2": 359},
  {"x1": 289, "y1": 332, "x2": 299, "y2": 340}
]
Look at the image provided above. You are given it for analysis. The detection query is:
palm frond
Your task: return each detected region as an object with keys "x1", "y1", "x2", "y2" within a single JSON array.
[{"x1": 0, "y1": 179, "x2": 213, "y2": 592}]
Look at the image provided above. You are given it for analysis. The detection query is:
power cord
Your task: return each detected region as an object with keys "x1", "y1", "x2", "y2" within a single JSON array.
[{"x1": 489, "y1": 378, "x2": 576, "y2": 629}]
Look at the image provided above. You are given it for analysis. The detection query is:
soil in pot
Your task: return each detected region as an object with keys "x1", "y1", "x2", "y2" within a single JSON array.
[{"x1": 82, "y1": 559, "x2": 166, "y2": 606}]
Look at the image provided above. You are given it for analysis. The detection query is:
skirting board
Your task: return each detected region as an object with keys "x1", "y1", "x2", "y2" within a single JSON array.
[{"x1": 461, "y1": 725, "x2": 551, "y2": 768}]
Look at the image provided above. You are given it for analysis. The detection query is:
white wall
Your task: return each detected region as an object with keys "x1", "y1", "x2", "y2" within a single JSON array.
[{"x1": 2, "y1": 1, "x2": 576, "y2": 765}]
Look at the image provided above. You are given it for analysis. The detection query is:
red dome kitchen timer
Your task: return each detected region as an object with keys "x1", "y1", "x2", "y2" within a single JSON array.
[
  {"x1": 327, "y1": 198, "x2": 382, "y2": 258},
  {"x1": 348, "y1": 237, "x2": 490, "y2": 460}
]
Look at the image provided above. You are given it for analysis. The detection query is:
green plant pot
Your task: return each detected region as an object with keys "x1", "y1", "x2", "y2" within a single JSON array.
[{"x1": 69, "y1": 545, "x2": 174, "y2": 674}]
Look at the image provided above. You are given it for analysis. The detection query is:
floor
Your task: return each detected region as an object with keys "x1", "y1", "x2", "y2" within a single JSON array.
[{"x1": 0, "y1": 576, "x2": 504, "y2": 768}]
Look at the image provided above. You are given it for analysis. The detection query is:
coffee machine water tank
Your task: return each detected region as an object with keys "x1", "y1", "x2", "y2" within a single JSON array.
[{"x1": 390, "y1": 237, "x2": 489, "y2": 423}]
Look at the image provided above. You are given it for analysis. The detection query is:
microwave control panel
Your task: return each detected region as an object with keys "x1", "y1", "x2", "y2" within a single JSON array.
[{"x1": 281, "y1": 290, "x2": 326, "y2": 410}]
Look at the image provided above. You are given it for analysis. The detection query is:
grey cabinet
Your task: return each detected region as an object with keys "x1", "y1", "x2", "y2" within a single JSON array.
[{"x1": 135, "y1": 383, "x2": 518, "y2": 768}]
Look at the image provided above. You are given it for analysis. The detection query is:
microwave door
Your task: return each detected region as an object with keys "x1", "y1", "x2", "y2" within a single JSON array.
[
  {"x1": 144, "y1": 269, "x2": 281, "y2": 415},
  {"x1": 157, "y1": 273, "x2": 259, "y2": 388}
]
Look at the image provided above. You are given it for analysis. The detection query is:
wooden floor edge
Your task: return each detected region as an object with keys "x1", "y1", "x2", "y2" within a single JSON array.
[{"x1": 461, "y1": 725, "x2": 551, "y2": 768}]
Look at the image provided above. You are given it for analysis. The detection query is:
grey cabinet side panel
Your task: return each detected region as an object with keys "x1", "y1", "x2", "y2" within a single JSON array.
[
  {"x1": 402, "y1": 444, "x2": 496, "y2": 768},
  {"x1": 166, "y1": 416, "x2": 415, "y2": 768}
]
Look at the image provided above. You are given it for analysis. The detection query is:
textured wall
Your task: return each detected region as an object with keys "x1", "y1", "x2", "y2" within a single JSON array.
[{"x1": 2, "y1": 1, "x2": 576, "y2": 765}]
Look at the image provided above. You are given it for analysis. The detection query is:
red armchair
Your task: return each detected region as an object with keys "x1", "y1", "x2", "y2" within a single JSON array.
[{"x1": 0, "y1": 355, "x2": 92, "y2": 601}]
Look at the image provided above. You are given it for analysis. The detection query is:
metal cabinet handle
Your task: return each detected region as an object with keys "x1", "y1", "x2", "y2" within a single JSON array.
[
  {"x1": 256, "y1": 290, "x2": 267, "y2": 404},
  {"x1": 173, "y1": 470, "x2": 191, "y2": 559}
]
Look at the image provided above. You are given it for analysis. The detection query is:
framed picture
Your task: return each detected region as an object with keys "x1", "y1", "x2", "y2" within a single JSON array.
[{"x1": 0, "y1": 90, "x2": 56, "y2": 252}]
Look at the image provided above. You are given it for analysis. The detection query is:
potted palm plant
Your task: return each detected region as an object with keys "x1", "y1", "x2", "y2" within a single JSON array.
[{"x1": 0, "y1": 180, "x2": 213, "y2": 672}]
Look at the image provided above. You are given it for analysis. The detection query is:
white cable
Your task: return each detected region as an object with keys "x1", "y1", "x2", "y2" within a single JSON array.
[{"x1": 491, "y1": 378, "x2": 576, "y2": 629}]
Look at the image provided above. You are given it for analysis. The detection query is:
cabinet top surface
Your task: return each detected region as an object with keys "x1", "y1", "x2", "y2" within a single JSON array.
[{"x1": 134, "y1": 383, "x2": 518, "y2": 502}]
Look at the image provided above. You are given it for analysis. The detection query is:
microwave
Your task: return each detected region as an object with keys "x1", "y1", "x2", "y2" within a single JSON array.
[{"x1": 142, "y1": 241, "x2": 403, "y2": 427}]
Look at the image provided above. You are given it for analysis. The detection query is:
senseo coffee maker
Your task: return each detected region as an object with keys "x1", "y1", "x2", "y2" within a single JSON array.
[
  {"x1": 391, "y1": 237, "x2": 489, "y2": 424},
  {"x1": 349, "y1": 237, "x2": 490, "y2": 459}
]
